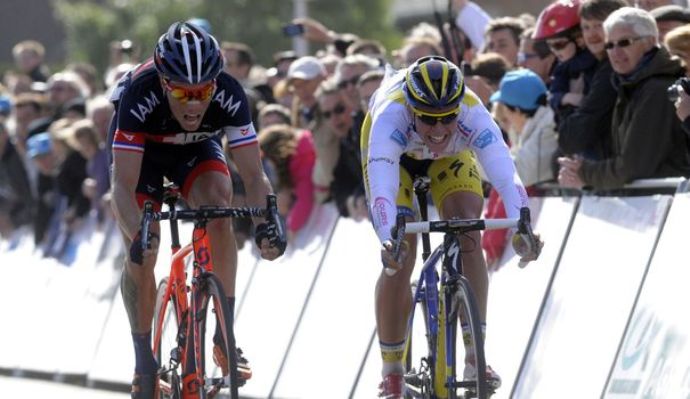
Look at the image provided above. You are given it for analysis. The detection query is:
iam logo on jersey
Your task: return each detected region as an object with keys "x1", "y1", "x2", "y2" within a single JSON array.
[
  {"x1": 129, "y1": 91, "x2": 160, "y2": 123},
  {"x1": 213, "y1": 89, "x2": 242, "y2": 116}
]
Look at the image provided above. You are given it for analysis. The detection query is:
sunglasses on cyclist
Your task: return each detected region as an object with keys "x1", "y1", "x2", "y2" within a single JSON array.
[
  {"x1": 163, "y1": 79, "x2": 216, "y2": 104},
  {"x1": 337, "y1": 75, "x2": 360, "y2": 90},
  {"x1": 414, "y1": 109, "x2": 459, "y2": 126},
  {"x1": 547, "y1": 39, "x2": 572, "y2": 51},
  {"x1": 604, "y1": 36, "x2": 645, "y2": 51},
  {"x1": 322, "y1": 103, "x2": 347, "y2": 119}
]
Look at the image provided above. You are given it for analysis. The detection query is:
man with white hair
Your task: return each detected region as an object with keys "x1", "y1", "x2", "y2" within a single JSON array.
[
  {"x1": 558, "y1": 7, "x2": 690, "y2": 189},
  {"x1": 287, "y1": 56, "x2": 327, "y2": 128}
]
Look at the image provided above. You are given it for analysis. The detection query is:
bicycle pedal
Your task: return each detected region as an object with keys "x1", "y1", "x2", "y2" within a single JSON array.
[
  {"x1": 462, "y1": 385, "x2": 497, "y2": 399},
  {"x1": 403, "y1": 372, "x2": 422, "y2": 387}
]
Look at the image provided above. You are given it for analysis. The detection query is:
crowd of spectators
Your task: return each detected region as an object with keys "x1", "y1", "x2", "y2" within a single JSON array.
[{"x1": 2, "y1": 0, "x2": 690, "y2": 262}]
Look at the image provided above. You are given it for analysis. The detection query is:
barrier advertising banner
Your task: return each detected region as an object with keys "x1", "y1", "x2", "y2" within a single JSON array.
[
  {"x1": 604, "y1": 193, "x2": 690, "y2": 398},
  {"x1": 513, "y1": 195, "x2": 672, "y2": 399}
]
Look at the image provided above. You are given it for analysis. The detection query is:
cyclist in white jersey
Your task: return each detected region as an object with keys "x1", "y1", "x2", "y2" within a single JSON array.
[{"x1": 360, "y1": 56, "x2": 542, "y2": 398}]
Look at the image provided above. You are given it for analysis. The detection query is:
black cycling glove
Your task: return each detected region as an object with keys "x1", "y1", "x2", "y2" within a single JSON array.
[{"x1": 254, "y1": 215, "x2": 287, "y2": 257}]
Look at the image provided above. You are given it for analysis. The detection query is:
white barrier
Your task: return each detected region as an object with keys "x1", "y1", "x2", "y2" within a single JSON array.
[
  {"x1": 0, "y1": 247, "x2": 54, "y2": 372},
  {"x1": 513, "y1": 195, "x2": 673, "y2": 399},
  {"x1": 487, "y1": 196, "x2": 578, "y2": 398},
  {"x1": 604, "y1": 192, "x2": 690, "y2": 398},
  {"x1": 271, "y1": 216, "x2": 381, "y2": 398},
  {"x1": 234, "y1": 204, "x2": 339, "y2": 398},
  {"x1": 2, "y1": 190, "x2": 689, "y2": 398}
]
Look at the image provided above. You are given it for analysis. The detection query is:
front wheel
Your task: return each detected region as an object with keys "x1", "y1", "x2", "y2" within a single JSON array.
[
  {"x1": 153, "y1": 277, "x2": 183, "y2": 399},
  {"x1": 404, "y1": 281, "x2": 433, "y2": 398},
  {"x1": 455, "y1": 276, "x2": 489, "y2": 399},
  {"x1": 197, "y1": 273, "x2": 240, "y2": 399}
]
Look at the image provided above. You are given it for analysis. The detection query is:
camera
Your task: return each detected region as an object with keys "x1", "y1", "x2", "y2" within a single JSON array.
[
  {"x1": 281, "y1": 23, "x2": 304, "y2": 37},
  {"x1": 667, "y1": 77, "x2": 690, "y2": 102}
]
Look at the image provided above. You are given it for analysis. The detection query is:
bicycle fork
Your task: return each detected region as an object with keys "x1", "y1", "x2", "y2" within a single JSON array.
[{"x1": 434, "y1": 275, "x2": 464, "y2": 398}]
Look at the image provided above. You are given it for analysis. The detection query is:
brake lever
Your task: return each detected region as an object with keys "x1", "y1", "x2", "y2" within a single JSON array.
[
  {"x1": 141, "y1": 201, "x2": 154, "y2": 250},
  {"x1": 392, "y1": 213, "x2": 406, "y2": 263},
  {"x1": 517, "y1": 207, "x2": 541, "y2": 267},
  {"x1": 266, "y1": 194, "x2": 284, "y2": 239}
]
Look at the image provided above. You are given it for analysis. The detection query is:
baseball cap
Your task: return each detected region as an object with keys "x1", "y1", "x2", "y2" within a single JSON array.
[
  {"x1": 26, "y1": 132, "x2": 52, "y2": 159},
  {"x1": 287, "y1": 56, "x2": 326, "y2": 81},
  {"x1": 490, "y1": 69, "x2": 547, "y2": 111}
]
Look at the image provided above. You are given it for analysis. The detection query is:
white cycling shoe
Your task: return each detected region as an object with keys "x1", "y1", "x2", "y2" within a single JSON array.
[{"x1": 463, "y1": 363, "x2": 502, "y2": 390}]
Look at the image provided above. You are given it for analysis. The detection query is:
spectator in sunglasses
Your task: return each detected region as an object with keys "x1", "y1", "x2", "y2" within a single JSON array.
[
  {"x1": 558, "y1": 7, "x2": 690, "y2": 190},
  {"x1": 534, "y1": 0, "x2": 598, "y2": 126},
  {"x1": 312, "y1": 80, "x2": 356, "y2": 203},
  {"x1": 334, "y1": 54, "x2": 380, "y2": 111},
  {"x1": 518, "y1": 27, "x2": 556, "y2": 85},
  {"x1": 557, "y1": 0, "x2": 627, "y2": 165}
]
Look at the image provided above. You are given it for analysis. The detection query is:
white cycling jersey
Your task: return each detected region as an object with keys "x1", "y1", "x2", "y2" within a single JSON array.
[{"x1": 363, "y1": 68, "x2": 529, "y2": 243}]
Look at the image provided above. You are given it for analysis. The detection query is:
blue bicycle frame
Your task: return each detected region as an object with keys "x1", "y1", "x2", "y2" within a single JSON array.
[{"x1": 406, "y1": 233, "x2": 467, "y2": 397}]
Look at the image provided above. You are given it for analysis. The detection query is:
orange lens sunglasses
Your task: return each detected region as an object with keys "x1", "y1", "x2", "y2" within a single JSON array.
[{"x1": 163, "y1": 79, "x2": 216, "y2": 103}]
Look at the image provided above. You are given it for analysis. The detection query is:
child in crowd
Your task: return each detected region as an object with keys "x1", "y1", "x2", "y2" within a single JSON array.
[{"x1": 533, "y1": 0, "x2": 598, "y2": 124}]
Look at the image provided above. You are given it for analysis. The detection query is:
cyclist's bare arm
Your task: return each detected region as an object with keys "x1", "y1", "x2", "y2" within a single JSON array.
[
  {"x1": 111, "y1": 136, "x2": 145, "y2": 242},
  {"x1": 231, "y1": 142, "x2": 284, "y2": 260},
  {"x1": 231, "y1": 142, "x2": 273, "y2": 215}
]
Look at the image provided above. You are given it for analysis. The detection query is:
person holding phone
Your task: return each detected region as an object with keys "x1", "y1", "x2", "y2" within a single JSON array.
[{"x1": 285, "y1": 17, "x2": 359, "y2": 56}]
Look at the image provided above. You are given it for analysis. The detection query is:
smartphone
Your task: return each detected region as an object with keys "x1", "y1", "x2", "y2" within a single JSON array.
[{"x1": 282, "y1": 23, "x2": 304, "y2": 37}]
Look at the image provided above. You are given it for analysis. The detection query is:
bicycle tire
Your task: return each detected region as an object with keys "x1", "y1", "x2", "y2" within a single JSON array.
[
  {"x1": 433, "y1": 279, "x2": 458, "y2": 399},
  {"x1": 404, "y1": 281, "x2": 433, "y2": 399},
  {"x1": 197, "y1": 273, "x2": 240, "y2": 399},
  {"x1": 455, "y1": 276, "x2": 489, "y2": 399},
  {"x1": 153, "y1": 277, "x2": 183, "y2": 399}
]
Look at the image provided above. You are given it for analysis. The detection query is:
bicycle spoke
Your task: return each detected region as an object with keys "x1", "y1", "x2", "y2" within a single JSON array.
[
  {"x1": 153, "y1": 278, "x2": 183, "y2": 399},
  {"x1": 198, "y1": 274, "x2": 240, "y2": 399}
]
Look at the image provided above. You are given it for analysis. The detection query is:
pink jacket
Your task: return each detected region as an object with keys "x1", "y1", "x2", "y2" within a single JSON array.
[{"x1": 287, "y1": 130, "x2": 316, "y2": 233}]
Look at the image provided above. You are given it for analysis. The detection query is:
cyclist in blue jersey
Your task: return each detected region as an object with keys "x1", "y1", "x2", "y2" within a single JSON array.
[{"x1": 108, "y1": 22, "x2": 286, "y2": 399}]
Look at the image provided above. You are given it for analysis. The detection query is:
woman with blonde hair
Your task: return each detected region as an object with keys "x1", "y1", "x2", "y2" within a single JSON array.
[{"x1": 258, "y1": 124, "x2": 316, "y2": 236}]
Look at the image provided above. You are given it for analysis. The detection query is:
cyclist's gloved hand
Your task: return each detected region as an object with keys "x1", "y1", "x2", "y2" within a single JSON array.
[
  {"x1": 511, "y1": 230, "x2": 543, "y2": 268},
  {"x1": 129, "y1": 230, "x2": 160, "y2": 266},
  {"x1": 255, "y1": 214, "x2": 287, "y2": 260},
  {"x1": 381, "y1": 239, "x2": 409, "y2": 276}
]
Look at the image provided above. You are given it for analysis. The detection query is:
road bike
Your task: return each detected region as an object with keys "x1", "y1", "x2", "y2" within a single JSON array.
[
  {"x1": 395, "y1": 177, "x2": 537, "y2": 399},
  {"x1": 140, "y1": 184, "x2": 282, "y2": 399}
]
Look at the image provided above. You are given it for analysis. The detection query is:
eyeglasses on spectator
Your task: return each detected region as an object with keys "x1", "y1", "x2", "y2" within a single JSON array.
[
  {"x1": 322, "y1": 103, "x2": 346, "y2": 119},
  {"x1": 604, "y1": 36, "x2": 646, "y2": 51}
]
